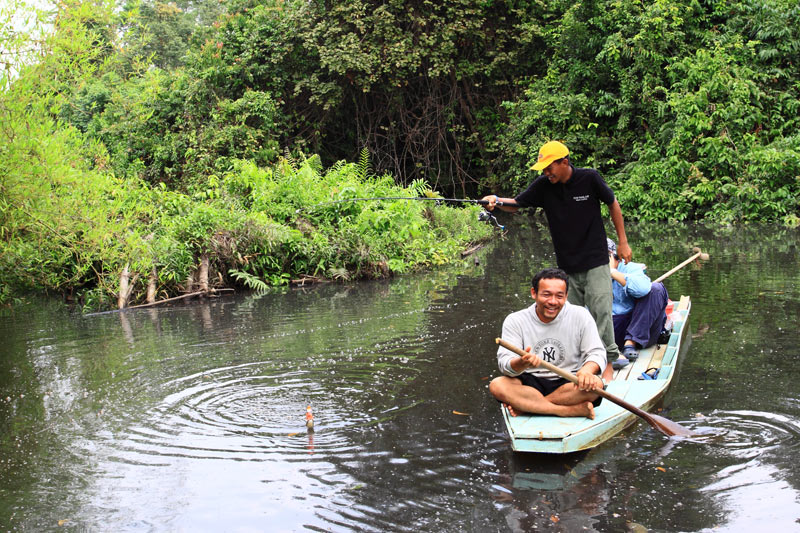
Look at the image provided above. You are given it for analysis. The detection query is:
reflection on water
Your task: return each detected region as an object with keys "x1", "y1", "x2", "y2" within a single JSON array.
[{"x1": 1, "y1": 220, "x2": 800, "y2": 531}]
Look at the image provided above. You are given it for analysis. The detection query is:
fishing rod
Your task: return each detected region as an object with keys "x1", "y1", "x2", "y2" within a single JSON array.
[
  {"x1": 295, "y1": 196, "x2": 511, "y2": 230},
  {"x1": 295, "y1": 196, "x2": 511, "y2": 214}
]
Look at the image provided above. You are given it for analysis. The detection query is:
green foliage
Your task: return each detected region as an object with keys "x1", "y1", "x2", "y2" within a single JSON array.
[
  {"x1": 1, "y1": 90, "x2": 492, "y2": 306},
  {"x1": 0, "y1": 2, "x2": 147, "y2": 303},
  {"x1": 228, "y1": 269, "x2": 270, "y2": 293},
  {"x1": 498, "y1": 0, "x2": 799, "y2": 225},
  {"x1": 198, "y1": 0, "x2": 549, "y2": 190},
  {"x1": 119, "y1": 0, "x2": 227, "y2": 70},
  {"x1": 20, "y1": 0, "x2": 800, "y2": 225},
  {"x1": 4, "y1": 0, "x2": 800, "y2": 307},
  {"x1": 61, "y1": 66, "x2": 283, "y2": 191},
  {"x1": 220, "y1": 156, "x2": 494, "y2": 280},
  {"x1": 612, "y1": 36, "x2": 800, "y2": 224}
]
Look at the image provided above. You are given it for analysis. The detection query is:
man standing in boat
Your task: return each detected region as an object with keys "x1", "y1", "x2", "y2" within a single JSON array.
[
  {"x1": 489, "y1": 268, "x2": 607, "y2": 419},
  {"x1": 481, "y1": 140, "x2": 631, "y2": 381}
]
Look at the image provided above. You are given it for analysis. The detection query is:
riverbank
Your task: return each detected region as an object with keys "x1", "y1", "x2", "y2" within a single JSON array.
[{"x1": 1, "y1": 155, "x2": 495, "y2": 310}]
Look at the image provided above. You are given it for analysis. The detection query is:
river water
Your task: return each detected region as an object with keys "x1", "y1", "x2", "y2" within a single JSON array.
[{"x1": 2, "y1": 217, "x2": 799, "y2": 532}]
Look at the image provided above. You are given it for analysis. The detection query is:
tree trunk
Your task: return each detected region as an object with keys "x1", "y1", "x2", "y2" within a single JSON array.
[
  {"x1": 146, "y1": 268, "x2": 157, "y2": 303},
  {"x1": 117, "y1": 264, "x2": 139, "y2": 309},
  {"x1": 199, "y1": 254, "x2": 210, "y2": 293},
  {"x1": 118, "y1": 264, "x2": 130, "y2": 309}
]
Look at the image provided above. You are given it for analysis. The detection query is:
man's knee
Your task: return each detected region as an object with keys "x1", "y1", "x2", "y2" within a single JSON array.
[{"x1": 489, "y1": 376, "x2": 510, "y2": 400}]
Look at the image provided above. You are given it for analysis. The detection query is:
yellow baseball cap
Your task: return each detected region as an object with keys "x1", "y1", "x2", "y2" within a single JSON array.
[{"x1": 530, "y1": 141, "x2": 569, "y2": 171}]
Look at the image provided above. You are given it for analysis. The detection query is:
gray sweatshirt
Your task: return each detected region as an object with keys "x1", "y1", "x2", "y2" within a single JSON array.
[{"x1": 497, "y1": 301, "x2": 607, "y2": 379}]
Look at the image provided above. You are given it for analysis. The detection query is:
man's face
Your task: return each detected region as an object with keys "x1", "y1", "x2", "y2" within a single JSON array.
[
  {"x1": 532, "y1": 278, "x2": 568, "y2": 323},
  {"x1": 542, "y1": 158, "x2": 571, "y2": 184}
]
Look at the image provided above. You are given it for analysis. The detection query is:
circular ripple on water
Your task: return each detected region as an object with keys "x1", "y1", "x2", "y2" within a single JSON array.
[
  {"x1": 118, "y1": 363, "x2": 374, "y2": 462},
  {"x1": 680, "y1": 409, "x2": 800, "y2": 456}
]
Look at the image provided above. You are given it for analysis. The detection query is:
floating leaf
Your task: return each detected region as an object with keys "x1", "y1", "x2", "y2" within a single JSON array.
[
  {"x1": 656, "y1": 466, "x2": 666, "y2": 472},
  {"x1": 550, "y1": 515, "x2": 560, "y2": 523},
  {"x1": 452, "y1": 410, "x2": 470, "y2": 416}
]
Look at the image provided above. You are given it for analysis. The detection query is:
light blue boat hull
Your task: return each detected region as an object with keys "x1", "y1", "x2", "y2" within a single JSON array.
[{"x1": 501, "y1": 296, "x2": 692, "y2": 454}]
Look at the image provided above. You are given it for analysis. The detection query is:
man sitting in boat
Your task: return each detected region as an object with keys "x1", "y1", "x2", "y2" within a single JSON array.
[
  {"x1": 607, "y1": 238, "x2": 669, "y2": 370},
  {"x1": 489, "y1": 268, "x2": 607, "y2": 419}
]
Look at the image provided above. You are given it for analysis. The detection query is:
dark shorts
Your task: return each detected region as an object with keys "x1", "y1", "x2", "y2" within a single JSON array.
[{"x1": 517, "y1": 372, "x2": 603, "y2": 407}]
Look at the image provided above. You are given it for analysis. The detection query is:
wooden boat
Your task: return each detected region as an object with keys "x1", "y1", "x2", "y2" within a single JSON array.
[{"x1": 501, "y1": 295, "x2": 691, "y2": 454}]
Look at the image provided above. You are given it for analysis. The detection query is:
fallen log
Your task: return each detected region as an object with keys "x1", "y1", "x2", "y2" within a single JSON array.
[
  {"x1": 290, "y1": 275, "x2": 330, "y2": 286},
  {"x1": 84, "y1": 288, "x2": 235, "y2": 317},
  {"x1": 461, "y1": 243, "x2": 485, "y2": 257}
]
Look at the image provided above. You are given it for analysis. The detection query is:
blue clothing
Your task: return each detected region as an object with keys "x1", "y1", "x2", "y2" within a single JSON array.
[
  {"x1": 613, "y1": 282, "x2": 668, "y2": 349},
  {"x1": 611, "y1": 261, "x2": 652, "y2": 315},
  {"x1": 612, "y1": 260, "x2": 668, "y2": 348}
]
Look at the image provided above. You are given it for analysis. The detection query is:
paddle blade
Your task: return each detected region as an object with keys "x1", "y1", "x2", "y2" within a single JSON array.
[{"x1": 648, "y1": 413, "x2": 695, "y2": 437}]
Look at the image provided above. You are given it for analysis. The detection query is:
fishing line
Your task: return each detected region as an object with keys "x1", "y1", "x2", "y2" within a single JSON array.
[
  {"x1": 295, "y1": 196, "x2": 509, "y2": 230},
  {"x1": 295, "y1": 196, "x2": 506, "y2": 213}
]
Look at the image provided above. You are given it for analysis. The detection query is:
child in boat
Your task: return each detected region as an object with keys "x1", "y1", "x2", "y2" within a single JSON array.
[{"x1": 607, "y1": 239, "x2": 669, "y2": 369}]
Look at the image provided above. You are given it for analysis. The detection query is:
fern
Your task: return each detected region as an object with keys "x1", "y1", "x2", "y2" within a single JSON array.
[
  {"x1": 409, "y1": 178, "x2": 431, "y2": 197},
  {"x1": 228, "y1": 269, "x2": 270, "y2": 293},
  {"x1": 282, "y1": 149, "x2": 297, "y2": 171},
  {"x1": 326, "y1": 266, "x2": 350, "y2": 281},
  {"x1": 357, "y1": 147, "x2": 371, "y2": 180}
]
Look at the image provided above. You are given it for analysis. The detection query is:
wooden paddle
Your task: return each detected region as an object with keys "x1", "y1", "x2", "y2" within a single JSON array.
[
  {"x1": 654, "y1": 247, "x2": 710, "y2": 283},
  {"x1": 495, "y1": 338, "x2": 694, "y2": 437}
]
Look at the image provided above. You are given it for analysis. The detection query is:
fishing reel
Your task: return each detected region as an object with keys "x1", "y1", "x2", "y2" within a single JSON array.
[{"x1": 478, "y1": 209, "x2": 505, "y2": 230}]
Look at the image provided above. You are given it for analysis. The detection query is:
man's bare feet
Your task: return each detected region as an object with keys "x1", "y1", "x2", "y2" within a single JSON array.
[{"x1": 556, "y1": 401, "x2": 596, "y2": 419}]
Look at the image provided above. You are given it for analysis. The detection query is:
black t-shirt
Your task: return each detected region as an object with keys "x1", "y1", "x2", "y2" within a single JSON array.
[{"x1": 515, "y1": 166, "x2": 615, "y2": 274}]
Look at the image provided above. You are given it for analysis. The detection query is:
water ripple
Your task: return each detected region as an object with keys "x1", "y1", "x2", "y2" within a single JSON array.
[
  {"x1": 102, "y1": 347, "x2": 431, "y2": 469},
  {"x1": 681, "y1": 409, "x2": 800, "y2": 456}
]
